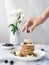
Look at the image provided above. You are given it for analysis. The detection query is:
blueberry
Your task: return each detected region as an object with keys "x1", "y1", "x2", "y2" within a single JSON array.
[
  {"x1": 28, "y1": 53, "x2": 32, "y2": 55},
  {"x1": 3, "y1": 43, "x2": 13, "y2": 46},
  {"x1": 23, "y1": 42, "x2": 27, "y2": 44},
  {"x1": 13, "y1": 52, "x2": 16, "y2": 55},
  {"x1": 27, "y1": 30, "x2": 30, "y2": 33},
  {"x1": 14, "y1": 52, "x2": 16, "y2": 56},
  {"x1": 4, "y1": 60, "x2": 8, "y2": 63},
  {"x1": 20, "y1": 54, "x2": 24, "y2": 57},
  {"x1": 33, "y1": 54, "x2": 37, "y2": 57},
  {"x1": 10, "y1": 60, "x2": 14, "y2": 64},
  {"x1": 41, "y1": 49, "x2": 44, "y2": 51}
]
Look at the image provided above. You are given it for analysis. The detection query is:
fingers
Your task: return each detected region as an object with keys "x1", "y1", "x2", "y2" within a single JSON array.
[
  {"x1": 21, "y1": 21, "x2": 29, "y2": 32},
  {"x1": 21, "y1": 24, "x2": 36, "y2": 32},
  {"x1": 21, "y1": 25, "x2": 25, "y2": 32},
  {"x1": 21, "y1": 18, "x2": 36, "y2": 32},
  {"x1": 26, "y1": 26, "x2": 28, "y2": 32},
  {"x1": 21, "y1": 25, "x2": 28, "y2": 32},
  {"x1": 30, "y1": 24, "x2": 36, "y2": 32}
]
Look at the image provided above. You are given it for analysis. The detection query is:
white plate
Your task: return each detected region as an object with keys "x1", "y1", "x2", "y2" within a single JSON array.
[{"x1": 11, "y1": 49, "x2": 45, "y2": 61}]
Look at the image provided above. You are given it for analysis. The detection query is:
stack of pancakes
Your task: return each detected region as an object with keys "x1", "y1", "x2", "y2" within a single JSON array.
[{"x1": 20, "y1": 39, "x2": 34, "y2": 56}]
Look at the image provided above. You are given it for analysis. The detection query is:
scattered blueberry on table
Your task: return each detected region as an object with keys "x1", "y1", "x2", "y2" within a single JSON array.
[
  {"x1": 41, "y1": 49, "x2": 45, "y2": 51},
  {"x1": 9, "y1": 60, "x2": 14, "y2": 65},
  {"x1": 13, "y1": 52, "x2": 16, "y2": 55},
  {"x1": 4, "y1": 60, "x2": 8, "y2": 63}
]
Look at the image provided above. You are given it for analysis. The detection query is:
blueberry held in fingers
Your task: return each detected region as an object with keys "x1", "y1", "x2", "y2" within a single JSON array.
[{"x1": 27, "y1": 30, "x2": 30, "y2": 33}]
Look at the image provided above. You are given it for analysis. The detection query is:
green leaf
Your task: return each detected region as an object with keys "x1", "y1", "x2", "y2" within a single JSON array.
[
  {"x1": 9, "y1": 24, "x2": 15, "y2": 27},
  {"x1": 15, "y1": 24, "x2": 18, "y2": 30},
  {"x1": 9, "y1": 23, "x2": 18, "y2": 35}
]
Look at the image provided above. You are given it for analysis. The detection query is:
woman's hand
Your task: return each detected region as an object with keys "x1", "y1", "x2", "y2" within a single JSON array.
[
  {"x1": 21, "y1": 7, "x2": 49, "y2": 33},
  {"x1": 21, "y1": 18, "x2": 36, "y2": 32},
  {"x1": 21, "y1": 16, "x2": 43, "y2": 32}
]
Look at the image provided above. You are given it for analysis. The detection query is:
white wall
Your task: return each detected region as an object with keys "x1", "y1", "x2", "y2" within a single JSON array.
[
  {"x1": 0, "y1": 0, "x2": 49, "y2": 44},
  {"x1": 0, "y1": 0, "x2": 9, "y2": 43}
]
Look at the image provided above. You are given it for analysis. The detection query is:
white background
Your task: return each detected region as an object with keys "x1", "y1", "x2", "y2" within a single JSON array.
[
  {"x1": 0, "y1": 0, "x2": 49, "y2": 44},
  {"x1": 0, "y1": 0, "x2": 9, "y2": 43}
]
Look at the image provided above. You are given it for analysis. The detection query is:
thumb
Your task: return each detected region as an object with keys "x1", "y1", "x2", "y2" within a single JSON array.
[{"x1": 30, "y1": 24, "x2": 36, "y2": 32}]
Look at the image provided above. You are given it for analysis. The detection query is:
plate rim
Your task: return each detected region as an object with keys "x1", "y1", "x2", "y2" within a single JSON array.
[{"x1": 11, "y1": 49, "x2": 45, "y2": 61}]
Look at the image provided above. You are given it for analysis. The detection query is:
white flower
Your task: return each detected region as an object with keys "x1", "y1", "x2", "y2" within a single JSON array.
[
  {"x1": 16, "y1": 9, "x2": 24, "y2": 14},
  {"x1": 10, "y1": 9, "x2": 25, "y2": 24}
]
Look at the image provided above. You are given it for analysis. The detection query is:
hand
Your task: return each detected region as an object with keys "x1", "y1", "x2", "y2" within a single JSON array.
[
  {"x1": 21, "y1": 16, "x2": 43, "y2": 32},
  {"x1": 21, "y1": 18, "x2": 37, "y2": 32},
  {"x1": 21, "y1": 7, "x2": 49, "y2": 33}
]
